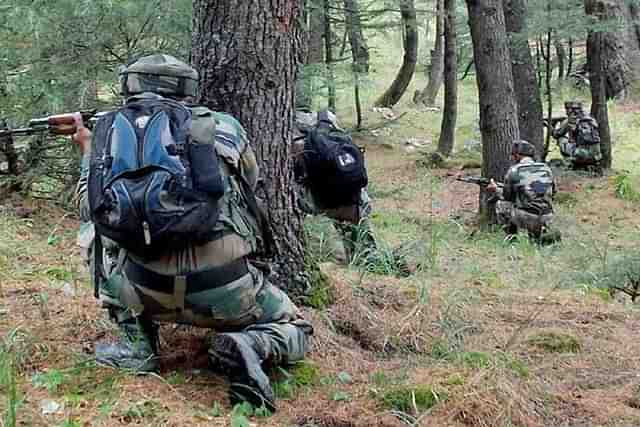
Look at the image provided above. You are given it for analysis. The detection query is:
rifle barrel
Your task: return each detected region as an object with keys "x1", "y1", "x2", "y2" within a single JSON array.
[{"x1": 0, "y1": 127, "x2": 47, "y2": 138}]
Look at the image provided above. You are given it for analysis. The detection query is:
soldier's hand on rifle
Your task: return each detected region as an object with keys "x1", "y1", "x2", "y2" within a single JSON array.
[
  {"x1": 71, "y1": 113, "x2": 92, "y2": 155},
  {"x1": 486, "y1": 178, "x2": 498, "y2": 193}
]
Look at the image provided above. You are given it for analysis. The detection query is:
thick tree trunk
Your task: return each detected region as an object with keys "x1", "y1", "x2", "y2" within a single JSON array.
[
  {"x1": 375, "y1": 0, "x2": 418, "y2": 107},
  {"x1": 436, "y1": 0, "x2": 457, "y2": 158},
  {"x1": 324, "y1": 0, "x2": 337, "y2": 111},
  {"x1": 555, "y1": 37, "x2": 566, "y2": 80},
  {"x1": 414, "y1": 0, "x2": 444, "y2": 106},
  {"x1": 586, "y1": 2, "x2": 613, "y2": 169},
  {"x1": 192, "y1": 0, "x2": 308, "y2": 294},
  {"x1": 343, "y1": 0, "x2": 369, "y2": 73},
  {"x1": 465, "y1": 0, "x2": 520, "y2": 221},
  {"x1": 586, "y1": 0, "x2": 640, "y2": 99},
  {"x1": 504, "y1": 0, "x2": 544, "y2": 160}
]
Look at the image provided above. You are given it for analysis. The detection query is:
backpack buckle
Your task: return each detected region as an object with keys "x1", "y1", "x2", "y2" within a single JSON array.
[{"x1": 166, "y1": 143, "x2": 185, "y2": 156}]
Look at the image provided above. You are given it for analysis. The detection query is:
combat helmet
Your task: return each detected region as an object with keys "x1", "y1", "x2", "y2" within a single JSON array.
[
  {"x1": 564, "y1": 101, "x2": 585, "y2": 114},
  {"x1": 119, "y1": 54, "x2": 199, "y2": 98},
  {"x1": 511, "y1": 139, "x2": 536, "y2": 158}
]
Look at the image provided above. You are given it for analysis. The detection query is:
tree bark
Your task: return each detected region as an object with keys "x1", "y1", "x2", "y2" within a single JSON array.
[
  {"x1": 555, "y1": 37, "x2": 566, "y2": 80},
  {"x1": 324, "y1": 0, "x2": 337, "y2": 111},
  {"x1": 375, "y1": 0, "x2": 418, "y2": 107},
  {"x1": 306, "y1": 0, "x2": 325, "y2": 64},
  {"x1": 415, "y1": 0, "x2": 444, "y2": 106},
  {"x1": 465, "y1": 0, "x2": 520, "y2": 221},
  {"x1": 435, "y1": 0, "x2": 457, "y2": 158},
  {"x1": 567, "y1": 38, "x2": 574, "y2": 77},
  {"x1": 192, "y1": 0, "x2": 308, "y2": 294},
  {"x1": 586, "y1": 1, "x2": 613, "y2": 169},
  {"x1": 343, "y1": 0, "x2": 370, "y2": 73},
  {"x1": 504, "y1": 0, "x2": 544, "y2": 160},
  {"x1": 586, "y1": 0, "x2": 640, "y2": 100},
  {"x1": 0, "y1": 120, "x2": 20, "y2": 176}
]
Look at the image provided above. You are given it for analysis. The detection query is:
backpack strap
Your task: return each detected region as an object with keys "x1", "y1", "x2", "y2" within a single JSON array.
[
  {"x1": 93, "y1": 233, "x2": 104, "y2": 299},
  {"x1": 317, "y1": 110, "x2": 335, "y2": 129},
  {"x1": 229, "y1": 169, "x2": 276, "y2": 258}
]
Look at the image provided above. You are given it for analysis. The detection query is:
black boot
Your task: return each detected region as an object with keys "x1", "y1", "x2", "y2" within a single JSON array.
[
  {"x1": 95, "y1": 319, "x2": 158, "y2": 373},
  {"x1": 208, "y1": 333, "x2": 276, "y2": 413}
]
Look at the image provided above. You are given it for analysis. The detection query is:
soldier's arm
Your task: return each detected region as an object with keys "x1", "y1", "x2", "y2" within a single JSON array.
[
  {"x1": 552, "y1": 121, "x2": 569, "y2": 139},
  {"x1": 238, "y1": 129, "x2": 259, "y2": 191},
  {"x1": 72, "y1": 127, "x2": 92, "y2": 221}
]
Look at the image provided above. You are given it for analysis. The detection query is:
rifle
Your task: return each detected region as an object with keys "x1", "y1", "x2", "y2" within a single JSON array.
[
  {"x1": 542, "y1": 116, "x2": 567, "y2": 128},
  {"x1": 455, "y1": 175, "x2": 503, "y2": 187},
  {"x1": 0, "y1": 110, "x2": 105, "y2": 139}
]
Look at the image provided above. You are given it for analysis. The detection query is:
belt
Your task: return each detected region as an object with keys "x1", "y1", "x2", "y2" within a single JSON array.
[{"x1": 124, "y1": 257, "x2": 249, "y2": 294}]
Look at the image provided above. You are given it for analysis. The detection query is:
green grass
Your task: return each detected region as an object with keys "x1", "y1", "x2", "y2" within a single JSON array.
[
  {"x1": 380, "y1": 385, "x2": 447, "y2": 414},
  {"x1": 527, "y1": 331, "x2": 582, "y2": 353}
]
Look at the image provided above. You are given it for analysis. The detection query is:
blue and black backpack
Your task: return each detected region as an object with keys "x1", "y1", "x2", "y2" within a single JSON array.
[{"x1": 87, "y1": 97, "x2": 225, "y2": 258}]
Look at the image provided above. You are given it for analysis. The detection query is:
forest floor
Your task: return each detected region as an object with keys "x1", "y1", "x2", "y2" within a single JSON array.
[{"x1": 2, "y1": 121, "x2": 640, "y2": 426}]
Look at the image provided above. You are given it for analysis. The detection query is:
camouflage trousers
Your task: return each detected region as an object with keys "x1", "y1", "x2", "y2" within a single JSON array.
[
  {"x1": 495, "y1": 201, "x2": 553, "y2": 238},
  {"x1": 558, "y1": 138, "x2": 602, "y2": 166},
  {"x1": 80, "y1": 224, "x2": 312, "y2": 366},
  {"x1": 299, "y1": 187, "x2": 376, "y2": 262}
]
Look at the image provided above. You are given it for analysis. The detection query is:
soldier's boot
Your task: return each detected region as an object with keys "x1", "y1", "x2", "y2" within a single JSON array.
[
  {"x1": 95, "y1": 318, "x2": 159, "y2": 373},
  {"x1": 208, "y1": 333, "x2": 276, "y2": 413}
]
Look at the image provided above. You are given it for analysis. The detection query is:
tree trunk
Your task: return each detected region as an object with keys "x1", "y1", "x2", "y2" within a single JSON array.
[
  {"x1": 586, "y1": 1, "x2": 613, "y2": 169},
  {"x1": 555, "y1": 37, "x2": 566, "y2": 80},
  {"x1": 567, "y1": 38, "x2": 574, "y2": 77},
  {"x1": 306, "y1": 0, "x2": 325, "y2": 64},
  {"x1": 192, "y1": 0, "x2": 308, "y2": 294},
  {"x1": 0, "y1": 120, "x2": 19, "y2": 176},
  {"x1": 414, "y1": 0, "x2": 444, "y2": 106},
  {"x1": 504, "y1": 0, "x2": 544, "y2": 160},
  {"x1": 586, "y1": 0, "x2": 640, "y2": 100},
  {"x1": 436, "y1": 0, "x2": 457, "y2": 158},
  {"x1": 465, "y1": 0, "x2": 520, "y2": 221},
  {"x1": 324, "y1": 0, "x2": 337, "y2": 111},
  {"x1": 343, "y1": 0, "x2": 369, "y2": 73},
  {"x1": 544, "y1": 30, "x2": 553, "y2": 161},
  {"x1": 536, "y1": 38, "x2": 543, "y2": 87},
  {"x1": 375, "y1": 0, "x2": 418, "y2": 107}
]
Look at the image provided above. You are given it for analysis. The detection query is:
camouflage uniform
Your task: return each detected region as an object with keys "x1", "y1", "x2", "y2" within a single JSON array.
[
  {"x1": 77, "y1": 75, "x2": 311, "y2": 409},
  {"x1": 552, "y1": 101, "x2": 602, "y2": 167},
  {"x1": 495, "y1": 156, "x2": 556, "y2": 239},
  {"x1": 293, "y1": 110, "x2": 376, "y2": 261}
]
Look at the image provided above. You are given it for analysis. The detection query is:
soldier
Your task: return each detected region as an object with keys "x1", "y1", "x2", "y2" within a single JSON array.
[
  {"x1": 487, "y1": 140, "x2": 558, "y2": 243},
  {"x1": 72, "y1": 54, "x2": 312, "y2": 412},
  {"x1": 292, "y1": 108, "x2": 377, "y2": 264},
  {"x1": 552, "y1": 101, "x2": 602, "y2": 169}
]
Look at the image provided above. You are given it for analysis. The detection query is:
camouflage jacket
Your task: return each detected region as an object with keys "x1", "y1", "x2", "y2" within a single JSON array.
[
  {"x1": 552, "y1": 115, "x2": 598, "y2": 145},
  {"x1": 502, "y1": 157, "x2": 556, "y2": 215},
  {"x1": 76, "y1": 93, "x2": 262, "y2": 275}
]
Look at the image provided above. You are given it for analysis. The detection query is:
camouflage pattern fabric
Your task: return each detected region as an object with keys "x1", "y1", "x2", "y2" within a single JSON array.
[
  {"x1": 496, "y1": 157, "x2": 556, "y2": 237},
  {"x1": 552, "y1": 109, "x2": 602, "y2": 167},
  {"x1": 76, "y1": 92, "x2": 312, "y2": 366},
  {"x1": 293, "y1": 110, "x2": 377, "y2": 261},
  {"x1": 495, "y1": 200, "x2": 553, "y2": 237}
]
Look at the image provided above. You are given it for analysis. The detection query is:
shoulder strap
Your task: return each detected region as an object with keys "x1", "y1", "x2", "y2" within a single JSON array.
[
  {"x1": 93, "y1": 233, "x2": 103, "y2": 299},
  {"x1": 234, "y1": 171, "x2": 276, "y2": 258},
  {"x1": 317, "y1": 110, "x2": 335, "y2": 129}
]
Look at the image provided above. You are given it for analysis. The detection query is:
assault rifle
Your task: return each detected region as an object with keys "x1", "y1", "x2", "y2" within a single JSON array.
[
  {"x1": 0, "y1": 110, "x2": 105, "y2": 139},
  {"x1": 455, "y1": 175, "x2": 503, "y2": 188},
  {"x1": 542, "y1": 116, "x2": 567, "y2": 128}
]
